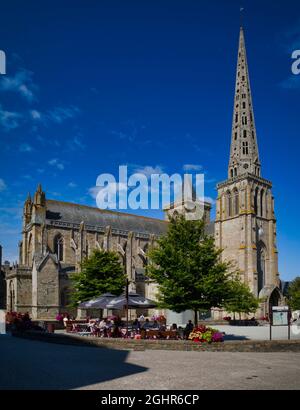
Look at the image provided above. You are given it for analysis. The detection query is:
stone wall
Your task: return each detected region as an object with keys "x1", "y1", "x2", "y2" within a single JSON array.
[{"x1": 12, "y1": 331, "x2": 300, "y2": 353}]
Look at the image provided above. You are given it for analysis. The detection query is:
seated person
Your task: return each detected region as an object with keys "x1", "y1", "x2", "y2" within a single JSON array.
[
  {"x1": 138, "y1": 313, "x2": 145, "y2": 322},
  {"x1": 132, "y1": 319, "x2": 140, "y2": 330},
  {"x1": 106, "y1": 320, "x2": 113, "y2": 329},
  {"x1": 178, "y1": 326, "x2": 184, "y2": 339},
  {"x1": 152, "y1": 320, "x2": 159, "y2": 329},
  {"x1": 170, "y1": 323, "x2": 177, "y2": 331},
  {"x1": 184, "y1": 320, "x2": 194, "y2": 338},
  {"x1": 142, "y1": 318, "x2": 151, "y2": 329}
]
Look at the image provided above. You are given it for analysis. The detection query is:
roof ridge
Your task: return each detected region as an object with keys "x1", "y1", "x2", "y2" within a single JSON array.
[{"x1": 46, "y1": 199, "x2": 167, "y2": 224}]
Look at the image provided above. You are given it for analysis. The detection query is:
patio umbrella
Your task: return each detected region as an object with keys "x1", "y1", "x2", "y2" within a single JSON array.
[
  {"x1": 105, "y1": 293, "x2": 157, "y2": 310},
  {"x1": 78, "y1": 292, "x2": 117, "y2": 309}
]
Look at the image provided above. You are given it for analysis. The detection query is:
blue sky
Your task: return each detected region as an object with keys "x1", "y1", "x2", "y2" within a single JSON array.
[{"x1": 0, "y1": 0, "x2": 299, "y2": 280}]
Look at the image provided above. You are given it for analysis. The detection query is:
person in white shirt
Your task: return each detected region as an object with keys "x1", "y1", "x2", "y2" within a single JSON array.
[{"x1": 138, "y1": 314, "x2": 145, "y2": 322}]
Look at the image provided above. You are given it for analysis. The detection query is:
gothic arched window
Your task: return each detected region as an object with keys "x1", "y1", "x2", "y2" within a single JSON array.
[
  {"x1": 260, "y1": 189, "x2": 265, "y2": 217},
  {"x1": 226, "y1": 191, "x2": 232, "y2": 218},
  {"x1": 54, "y1": 234, "x2": 64, "y2": 262},
  {"x1": 233, "y1": 189, "x2": 239, "y2": 216},
  {"x1": 265, "y1": 190, "x2": 271, "y2": 217},
  {"x1": 9, "y1": 281, "x2": 15, "y2": 312},
  {"x1": 27, "y1": 234, "x2": 32, "y2": 265},
  {"x1": 254, "y1": 187, "x2": 259, "y2": 215}
]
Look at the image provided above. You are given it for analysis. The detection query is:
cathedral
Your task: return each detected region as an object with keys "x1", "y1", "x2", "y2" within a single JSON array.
[{"x1": 2, "y1": 27, "x2": 283, "y2": 320}]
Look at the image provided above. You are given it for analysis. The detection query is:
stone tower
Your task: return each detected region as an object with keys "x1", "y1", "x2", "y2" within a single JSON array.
[{"x1": 215, "y1": 27, "x2": 282, "y2": 315}]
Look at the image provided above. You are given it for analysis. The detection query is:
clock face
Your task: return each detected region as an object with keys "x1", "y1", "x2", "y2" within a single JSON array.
[{"x1": 243, "y1": 163, "x2": 249, "y2": 169}]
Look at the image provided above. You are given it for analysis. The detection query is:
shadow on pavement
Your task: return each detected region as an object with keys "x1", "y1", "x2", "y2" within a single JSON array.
[
  {"x1": 0, "y1": 334, "x2": 146, "y2": 390},
  {"x1": 223, "y1": 334, "x2": 248, "y2": 341}
]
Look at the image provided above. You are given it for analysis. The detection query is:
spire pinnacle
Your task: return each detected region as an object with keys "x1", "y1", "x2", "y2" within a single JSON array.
[
  {"x1": 240, "y1": 7, "x2": 244, "y2": 29},
  {"x1": 33, "y1": 183, "x2": 45, "y2": 206},
  {"x1": 228, "y1": 26, "x2": 261, "y2": 179}
]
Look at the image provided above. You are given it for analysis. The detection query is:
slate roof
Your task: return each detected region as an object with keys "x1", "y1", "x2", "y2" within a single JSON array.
[
  {"x1": 45, "y1": 199, "x2": 214, "y2": 237},
  {"x1": 46, "y1": 200, "x2": 168, "y2": 236}
]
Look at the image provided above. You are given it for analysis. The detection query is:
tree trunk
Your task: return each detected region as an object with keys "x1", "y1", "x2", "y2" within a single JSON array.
[{"x1": 194, "y1": 310, "x2": 198, "y2": 326}]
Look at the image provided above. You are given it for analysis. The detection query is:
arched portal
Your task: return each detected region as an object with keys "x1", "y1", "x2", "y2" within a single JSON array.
[
  {"x1": 259, "y1": 285, "x2": 283, "y2": 317},
  {"x1": 269, "y1": 287, "x2": 281, "y2": 311}
]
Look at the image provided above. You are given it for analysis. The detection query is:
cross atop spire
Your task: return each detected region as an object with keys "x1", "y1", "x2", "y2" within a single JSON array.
[{"x1": 228, "y1": 27, "x2": 261, "y2": 179}]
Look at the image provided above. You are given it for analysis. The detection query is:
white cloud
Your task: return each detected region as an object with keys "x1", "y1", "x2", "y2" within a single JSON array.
[
  {"x1": 204, "y1": 196, "x2": 216, "y2": 205},
  {"x1": 68, "y1": 182, "x2": 77, "y2": 188},
  {"x1": 48, "y1": 158, "x2": 64, "y2": 170},
  {"x1": 30, "y1": 110, "x2": 42, "y2": 120},
  {"x1": 48, "y1": 191, "x2": 61, "y2": 197},
  {"x1": 279, "y1": 75, "x2": 300, "y2": 89},
  {"x1": 29, "y1": 106, "x2": 80, "y2": 128},
  {"x1": 47, "y1": 106, "x2": 80, "y2": 124},
  {"x1": 0, "y1": 178, "x2": 7, "y2": 191},
  {"x1": 0, "y1": 105, "x2": 22, "y2": 131},
  {"x1": 89, "y1": 182, "x2": 128, "y2": 199},
  {"x1": 204, "y1": 177, "x2": 216, "y2": 184},
  {"x1": 0, "y1": 207, "x2": 22, "y2": 219},
  {"x1": 110, "y1": 121, "x2": 141, "y2": 143},
  {"x1": 21, "y1": 174, "x2": 33, "y2": 180},
  {"x1": 133, "y1": 165, "x2": 164, "y2": 177},
  {"x1": 67, "y1": 136, "x2": 85, "y2": 151},
  {"x1": 19, "y1": 143, "x2": 33, "y2": 152},
  {"x1": 89, "y1": 186, "x2": 100, "y2": 199},
  {"x1": 183, "y1": 164, "x2": 203, "y2": 171},
  {"x1": 0, "y1": 69, "x2": 37, "y2": 102}
]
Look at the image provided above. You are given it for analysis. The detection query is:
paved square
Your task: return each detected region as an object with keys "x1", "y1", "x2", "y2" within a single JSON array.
[{"x1": 1, "y1": 335, "x2": 300, "y2": 390}]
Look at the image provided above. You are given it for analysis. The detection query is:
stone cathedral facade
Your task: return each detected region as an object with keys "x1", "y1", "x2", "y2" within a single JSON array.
[{"x1": 3, "y1": 27, "x2": 283, "y2": 320}]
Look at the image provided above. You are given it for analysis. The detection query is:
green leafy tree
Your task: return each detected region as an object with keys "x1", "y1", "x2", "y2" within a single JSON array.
[
  {"x1": 224, "y1": 278, "x2": 259, "y2": 320},
  {"x1": 287, "y1": 277, "x2": 300, "y2": 311},
  {"x1": 146, "y1": 215, "x2": 234, "y2": 325},
  {"x1": 70, "y1": 249, "x2": 126, "y2": 306}
]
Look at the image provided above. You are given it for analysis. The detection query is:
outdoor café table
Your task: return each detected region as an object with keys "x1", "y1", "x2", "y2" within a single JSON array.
[{"x1": 75, "y1": 323, "x2": 92, "y2": 336}]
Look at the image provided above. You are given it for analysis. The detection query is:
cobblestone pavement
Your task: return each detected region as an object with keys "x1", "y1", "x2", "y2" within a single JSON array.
[{"x1": 1, "y1": 334, "x2": 300, "y2": 390}]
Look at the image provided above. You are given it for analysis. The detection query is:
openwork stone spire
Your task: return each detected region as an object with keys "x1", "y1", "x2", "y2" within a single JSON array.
[{"x1": 228, "y1": 27, "x2": 261, "y2": 179}]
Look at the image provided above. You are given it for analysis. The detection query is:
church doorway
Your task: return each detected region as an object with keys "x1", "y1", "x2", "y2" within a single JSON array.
[{"x1": 268, "y1": 287, "x2": 281, "y2": 313}]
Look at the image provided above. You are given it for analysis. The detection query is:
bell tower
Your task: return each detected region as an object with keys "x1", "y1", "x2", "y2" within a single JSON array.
[{"x1": 215, "y1": 27, "x2": 281, "y2": 313}]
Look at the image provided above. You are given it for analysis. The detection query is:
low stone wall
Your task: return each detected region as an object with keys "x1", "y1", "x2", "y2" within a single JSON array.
[{"x1": 11, "y1": 330, "x2": 300, "y2": 352}]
